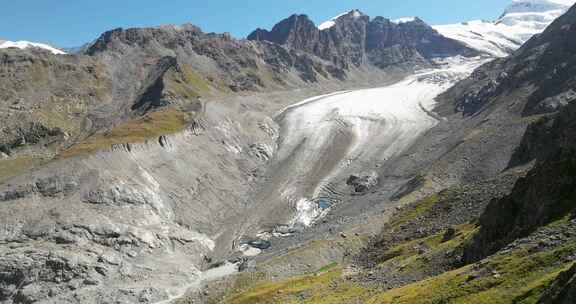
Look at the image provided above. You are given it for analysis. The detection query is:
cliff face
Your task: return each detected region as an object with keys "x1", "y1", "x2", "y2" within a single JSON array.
[{"x1": 248, "y1": 10, "x2": 478, "y2": 69}]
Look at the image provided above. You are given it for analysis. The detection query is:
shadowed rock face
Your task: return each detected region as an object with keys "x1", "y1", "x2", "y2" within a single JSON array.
[
  {"x1": 248, "y1": 10, "x2": 479, "y2": 69},
  {"x1": 538, "y1": 263, "x2": 576, "y2": 304}
]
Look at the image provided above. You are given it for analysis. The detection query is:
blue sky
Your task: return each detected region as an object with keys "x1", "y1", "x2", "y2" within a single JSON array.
[{"x1": 0, "y1": 0, "x2": 512, "y2": 47}]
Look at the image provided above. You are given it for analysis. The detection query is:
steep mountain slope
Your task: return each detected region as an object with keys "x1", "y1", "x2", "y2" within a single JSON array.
[
  {"x1": 435, "y1": 0, "x2": 575, "y2": 56},
  {"x1": 461, "y1": 4, "x2": 576, "y2": 258}
]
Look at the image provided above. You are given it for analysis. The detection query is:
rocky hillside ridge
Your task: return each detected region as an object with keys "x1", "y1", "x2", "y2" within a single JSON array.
[{"x1": 248, "y1": 10, "x2": 479, "y2": 69}]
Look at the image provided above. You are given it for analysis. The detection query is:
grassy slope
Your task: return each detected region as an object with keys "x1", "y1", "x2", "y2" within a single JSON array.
[
  {"x1": 0, "y1": 156, "x2": 48, "y2": 183},
  {"x1": 221, "y1": 222, "x2": 575, "y2": 304},
  {"x1": 218, "y1": 183, "x2": 575, "y2": 304},
  {"x1": 60, "y1": 107, "x2": 189, "y2": 158},
  {"x1": 370, "y1": 238, "x2": 575, "y2": 304},
  {"x1": 220, "y1": 222, "x2": 475, "y2": 304}
]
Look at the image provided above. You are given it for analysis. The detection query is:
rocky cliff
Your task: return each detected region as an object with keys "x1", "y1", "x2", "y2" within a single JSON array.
[{"x1": 248, "y1": 10, "x2": 478, "y2": 69}]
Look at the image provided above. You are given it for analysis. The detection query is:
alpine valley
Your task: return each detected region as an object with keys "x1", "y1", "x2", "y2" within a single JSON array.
[{"x1": 1, "y1": 0, "x2": 576, "y2": 303}]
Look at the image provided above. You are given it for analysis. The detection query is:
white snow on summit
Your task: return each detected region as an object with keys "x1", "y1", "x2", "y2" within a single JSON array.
[
  {"x1": 434, "y1": 0, "x2": 575, "y2": 57},
  {"x1": 393, "y1": 17, "x2": 417, "y2": 24},
  {"x1": 318, "y1": 10, "x2": 364, "y2": 30},
  {"x1": 0, "y1": 40, "x2": 66, "y2": 55}
]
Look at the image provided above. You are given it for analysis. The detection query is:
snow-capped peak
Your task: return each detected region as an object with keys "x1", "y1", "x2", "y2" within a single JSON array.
[
  {"x1": 434, "y1": 0, "x2": 575, "y2": 57},
  {"x1": 504, "y1": 0, "x2": 571, "y2": 15},
  {"x1": 0, "y1": 40, "x2": 66, "y2": 55},
  {"x1": 318, "y1": 9, "x2": 365, "y2": 30},
  {"x1": 393, "y1": 16, "x2": 418, "y2": 24}
]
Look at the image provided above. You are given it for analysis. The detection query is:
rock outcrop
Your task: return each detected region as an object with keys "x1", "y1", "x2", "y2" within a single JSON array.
[{"x1": 538, "y1": 263, "x2": 576, "y2": 304}]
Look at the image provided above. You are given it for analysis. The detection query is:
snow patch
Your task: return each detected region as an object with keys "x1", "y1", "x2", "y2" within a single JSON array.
[
  {"x1": 292, "y1": 198, "x2": 322, "y2": 227},
  {"x1": 318, "y1": 10, "x2": 363, "y2": 30},
  {"x1": 393, "y1": 17, "x2": 417, "y2": 24},
  {"x1": 239, "y1": 244, "x2": 262, "y2": 256},
  {"x1": 0, "y1": 40, "x2": 66, "y2": 55}
]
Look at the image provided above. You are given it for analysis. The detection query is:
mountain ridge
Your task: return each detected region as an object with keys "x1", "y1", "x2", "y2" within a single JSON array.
[{"x1": 247, "y1": 10, "x2": 478, "y2": 70}]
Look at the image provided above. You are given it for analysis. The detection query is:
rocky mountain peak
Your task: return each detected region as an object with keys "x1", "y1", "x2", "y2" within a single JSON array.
[
  {"x1": 246, "y1": 14, "x2": 318, "y2": 47},
  {"x1": 333, "y1": 9, "x2": 369, "y2": 22},
  {"x1": 317, "y1": 9, "x2": 369, "y2": 30},
  {"x1": 248, "y1": 11, "x2": 477, "y2": 69}
]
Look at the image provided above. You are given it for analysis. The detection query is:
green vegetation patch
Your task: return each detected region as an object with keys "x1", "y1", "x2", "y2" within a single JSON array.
[
  {"x1": 60, "y1": 107, "x2": 188, "y2": 158},
  {"x1": 388, "y1": 193, "x2": 443, "y2": 229},
  {"x1": 165, "y1": 64, "x2": 223, "y2": 99},
  {"x1": 223, "y1": 267, "x2": 373, "y2": 304},
  {"x1": 0, "y1": 156, "x2": 48, "y2": 183},
  {"x1": 378, "y1": 224, "x2": 477, "y2": 269},
  {"x1": 368, "y1": 240, "x2": 576, "y2": 304}
]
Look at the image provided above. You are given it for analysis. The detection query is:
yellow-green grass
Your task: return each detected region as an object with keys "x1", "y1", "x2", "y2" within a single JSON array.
[
  {"x1": 165, "y1": 64, "x2": 226, "y2": 99},
  {"x1": 0, "y1": 156, "x2": 48, "y2": 183},
  {"x1": 60, "y1": 107, "x2": 188, "y2": 158},
  {"x1": 225, "y1": 240, "x2": 574, "y2": 304},
  {"x1": 388, "y1": 193, "x2": 442, "y2": 229},
  {"x1": 368, "y1": 242, "x2": 576, "y2": 304},
  {"x1": 224, "y1": 267, "x2": 373, "y2": 304},
  {"x1": 378, "y1": 224, "x2": 477, "y2": 269}
]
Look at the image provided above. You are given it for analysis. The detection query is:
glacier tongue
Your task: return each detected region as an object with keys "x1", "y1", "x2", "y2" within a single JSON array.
[{"x1": 273, "y1": 56, "x2": 488, "y2": 227}]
